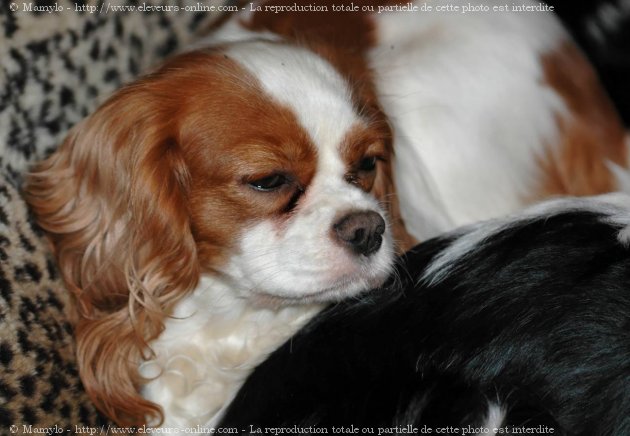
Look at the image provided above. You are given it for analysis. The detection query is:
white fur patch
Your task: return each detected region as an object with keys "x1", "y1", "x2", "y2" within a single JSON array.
[
  {"x1": 370, "y1": 0, "x2": 569, "y2": 240},
  {"x1": 478, "y1": 402, "x2": 506, "y2": 435},
  {"x1": 141, "y1": 276, "x2": 322, "y2": 428},
  {"x1": 225, "y1": 41, "x2": 360, "y2": 155}
]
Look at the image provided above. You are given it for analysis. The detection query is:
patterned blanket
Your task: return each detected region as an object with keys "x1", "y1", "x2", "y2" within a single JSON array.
[{"x1": 0, "y1": 2, "x2": 220, "y2": 430}]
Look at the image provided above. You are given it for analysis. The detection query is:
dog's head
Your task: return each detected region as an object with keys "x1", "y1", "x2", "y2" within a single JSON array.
[{"x1": 25, "y1": 41, "x2": 412, "y2": 424}]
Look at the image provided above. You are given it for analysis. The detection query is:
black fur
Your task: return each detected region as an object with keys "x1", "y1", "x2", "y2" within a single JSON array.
[{"x1": 220, "y1": 205, "x2": 630, "y2": 435}]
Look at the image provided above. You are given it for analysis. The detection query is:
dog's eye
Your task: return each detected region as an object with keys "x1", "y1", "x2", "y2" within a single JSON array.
[
  {"x1": 358, "y1": 156, "x2": 378, "y2": 172},
  {"x1": 248, "y1": 174, "x2": 288, "y2": 192}
]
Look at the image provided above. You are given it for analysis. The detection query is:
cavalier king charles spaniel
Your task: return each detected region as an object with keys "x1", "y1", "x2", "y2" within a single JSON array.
[{"x1": 24, "y1": 0, "x2": 629, "y2": 429}]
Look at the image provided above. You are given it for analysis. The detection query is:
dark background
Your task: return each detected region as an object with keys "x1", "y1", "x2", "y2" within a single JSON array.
[{"x1": 549, "y1": 0, "x2": 630, "y2": 124}]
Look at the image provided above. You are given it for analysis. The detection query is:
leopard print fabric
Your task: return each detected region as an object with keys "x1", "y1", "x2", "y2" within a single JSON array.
[
  {"x1": 0, "y1": 1, "x2": 222, "y2": 431},
  {"x1": 0, "y1": 177, "x2": 96, "y2": 429}
]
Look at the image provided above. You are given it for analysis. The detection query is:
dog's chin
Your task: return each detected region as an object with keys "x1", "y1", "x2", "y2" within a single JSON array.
[{"x1": 250, "y1": 273, "x2": 389, "y2": 308}]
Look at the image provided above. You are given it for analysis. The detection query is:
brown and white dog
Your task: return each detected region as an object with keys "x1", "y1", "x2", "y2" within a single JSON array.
[{"x1": 24, "y1": 0, "x2": 628, "y2": 429}]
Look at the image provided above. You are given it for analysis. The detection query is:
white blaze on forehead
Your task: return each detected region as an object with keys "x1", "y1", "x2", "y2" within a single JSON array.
[{"x1": 225, "y1": 41, "x2": 361, "y2": 177}]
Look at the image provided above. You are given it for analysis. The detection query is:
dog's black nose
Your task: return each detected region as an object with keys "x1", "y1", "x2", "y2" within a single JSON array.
[{"x1": 333, "y1": 211, "x2": 386, "y2": 256}]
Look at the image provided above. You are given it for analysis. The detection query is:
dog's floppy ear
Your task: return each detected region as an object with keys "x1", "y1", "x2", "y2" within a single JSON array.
[
  {"x1": 25, "y1": 78, "x2": 199, "y2": 426},
  {"x1": 372, "y1": 136, "x2": 417, "y2": 254}
]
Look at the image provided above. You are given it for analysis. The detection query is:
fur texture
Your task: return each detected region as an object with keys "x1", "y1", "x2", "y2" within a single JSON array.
[{"x1": 221, "y1": 194, "x2": 630, "y2": 436}]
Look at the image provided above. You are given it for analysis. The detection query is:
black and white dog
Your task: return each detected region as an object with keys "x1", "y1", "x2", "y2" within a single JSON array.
[{"x1": 220, "y1": 194, "x2": 630, "y2": 436}]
